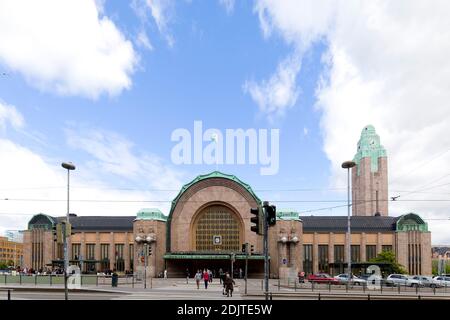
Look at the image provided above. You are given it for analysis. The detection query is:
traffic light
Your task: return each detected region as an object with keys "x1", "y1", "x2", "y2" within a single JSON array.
[
  {"x1": 250, "y1": 206, "x2": 263, "y2": 235},
  {"x1": 148, "y1": 244, "x2": 152, "y2": 256},
  {"x1": 52, "y1": 224, "x2": 57, "y2": 242},
  {"x1": 250, "y1": 245, "x2": 255, "y2": 255},
  {"x1": 265, "y1": 204, "x2": 277, "y2": 226},
  {"x1": 242, "y1": 243, "x2": 249, "y2": 254}
]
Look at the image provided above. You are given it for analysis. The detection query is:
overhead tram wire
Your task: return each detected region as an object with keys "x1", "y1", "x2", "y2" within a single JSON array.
[{"x1": 390, "y1": 147, "x2": 450, "y2": 185}]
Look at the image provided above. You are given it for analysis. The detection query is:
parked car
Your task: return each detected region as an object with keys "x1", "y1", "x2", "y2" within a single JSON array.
[
  {"x1": 334, "y1": 274, "x2": 367, "y2": 285},
  {"x1": 385, "y1": 274, "x2": 421, "y2": 287},
  {"x1": 431, "y1": 276, "x2": 450, "y2": 288},
  {"x1": 412, "y1": 276, "x2": 433, "y2": 287},
  {"x1": 307, "y1": 273, "x2": 340, "y2": 284},
  {"x1": 359, "y1": 274, "x2": 385, "y2": 286}
]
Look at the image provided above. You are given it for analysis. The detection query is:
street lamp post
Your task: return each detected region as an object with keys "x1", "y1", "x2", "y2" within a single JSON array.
[
  {"x1": 342, "y1": 160, "x2": 355, "y2": 282},
  {"x1": 61, "y1": 162, "x2": 75, "y2": 301},
  {"x1": 135, "y1": 235, "x2": 153, "y2": 289}
]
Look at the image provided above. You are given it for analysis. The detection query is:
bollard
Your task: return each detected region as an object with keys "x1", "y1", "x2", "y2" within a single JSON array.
[
  {"x1": 132, "y1": 274, "x2": 134, "y2": 288},
  {"x1": 261, "y1": 279, "x2": 263, "y2": 291},
  {"x1": 318, "y1": 292, "x2": 321, "y2": 300},
  {"x1": 328, "y1": 282, "x2": 331, "y2": 292},
  {"x1": 433, "y1": 286, "x2": 436, "y2": 295},
  {"x1": 363, "y1": 282, "x2": 366, "y2": 293},
  {"x1": 151, "y1": 276, "x2": 153, "y2": 289},
  {"x1": 398, "y1": 284, "x2": 400, "y2": 294},
  {"x1": 278, "y1": 279, "x2": 280, "y2": 291},
  {"x1": 346, "y1": 283, "x2": 348, "y2": 293},
  {"x1": 312, "y1": 281, "x2": 314, "y2": 291},
  {"x1": 8, "y1": 289, "x2": 11, "y2": 300},
  {"x1": 50, "y1": 274, "x2": 52, "y2": 286},
  {"x1": 418, "y1": 295, "x2": 421, "y2": 300},
  {"x1": 20, "y1": 274, "x2": 22, "y2": 285},
  {"x1": 416, "y1": 284, "x2": 418, "y2": 295},
  {"x1": 368, "y1": 294, "x2": 370, "y2": 301},
  {"x1": 295, "y1": 280, "x2": 297, "y2": 292}
]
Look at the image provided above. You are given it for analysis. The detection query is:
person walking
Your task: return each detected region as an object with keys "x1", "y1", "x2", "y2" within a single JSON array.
[
  {"x1": 219, "y1": 268, "x2": 224, "y2": 284},
  {"x1": 186, "y1": 268, "x2": 190, "y2": 284},
  {"x1": 208, "y1": 269, "x2": 213, "y2": 283},
  {"x1": 164, "y1": 269, "x2": 168, "y2": 279},
  {"x1": 223, "y1": 273, "x2": 235, "y2": 297},
  {"x1": 203, "y1": 269, "x2": 209, "y2": 289},
  {"x1": 194, "y1": 270, "x2": 202, "y2": 289}
]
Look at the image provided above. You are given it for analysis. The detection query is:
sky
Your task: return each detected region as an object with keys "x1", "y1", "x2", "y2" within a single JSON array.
[{"x1": 0, "y1": 0, "x2": 450, "y2": 244}]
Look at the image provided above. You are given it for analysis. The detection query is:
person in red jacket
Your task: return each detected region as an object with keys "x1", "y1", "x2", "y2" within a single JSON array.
[{"x1": 203, "y1": 269, "x2": 210, "y2": 289}]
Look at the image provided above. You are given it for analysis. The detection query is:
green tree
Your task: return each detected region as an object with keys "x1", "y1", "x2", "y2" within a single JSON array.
[{"x1": 369, "y1": 250, "x2": 408, "y2": 274}]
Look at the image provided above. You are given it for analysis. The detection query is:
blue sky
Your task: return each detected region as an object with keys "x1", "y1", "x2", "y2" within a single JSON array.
[{"x1": 1, "y1": 0, "x2": 450, "y2": 243}]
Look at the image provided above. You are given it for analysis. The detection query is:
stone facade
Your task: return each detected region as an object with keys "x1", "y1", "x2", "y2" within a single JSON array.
[{"x1": 352, "y1": 125, "x2": 388, "y2": 216}]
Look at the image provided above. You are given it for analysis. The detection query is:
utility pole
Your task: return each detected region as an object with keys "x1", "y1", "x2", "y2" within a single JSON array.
[
  {"x1": 244, "y1": 243, "x2": 249, "y2": 295},
  {"x1": 144, "y1": 244, "x2": 148, "y2": 289},
  {"x1": 263, "y1": 201, "x2": 269, "y2": 300}
]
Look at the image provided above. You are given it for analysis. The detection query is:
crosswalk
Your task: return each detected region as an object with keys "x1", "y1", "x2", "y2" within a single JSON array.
[{"x1": 114, "y1": 282, "x2": 242, "y2": 300}]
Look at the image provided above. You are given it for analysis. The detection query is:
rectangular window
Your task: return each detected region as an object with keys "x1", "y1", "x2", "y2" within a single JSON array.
[
  {"x1": 318, "y1": 245, "x2": 329, "y2": 273},
  {"x1": 382, "y1": 245, "x2": 392, "y2": 252},
  {"x1": 334, "y1": 245, "x2": 344, "y2": 263},
  {"x1": 129, "y1": 244, "x2": 134, "y2": 272},
  {"x1": 71, "y1": 244, "x2": 81, "y2": 260},
  {"x1": 86, "y1": 244, "x2": 95, "y2": 260},
  {"x1": 115, "y1": 244, "x2": 125, "y2": 272},
  {"x1": 303, "y1": 244, "x2": 313, "y2": 275},
  {"x1": 100, "y1": 244, "x2": 110, "y2": 272},
  {"x1": 351, "y1": 245, "x2": 360, "y2": 263},
  {"x1": 366, "y1": 245, "x2": 377, "y2": 261}
]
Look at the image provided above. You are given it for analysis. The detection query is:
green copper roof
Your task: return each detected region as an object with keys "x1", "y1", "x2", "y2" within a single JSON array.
[
  {"x1": 28, "y1": 213, "x2": 56, "y2": 230},
  {"x1": 396, "y1": 213, "x2": 428, "y2": 232},
  {"x1": 353, "y1": 125, "x2": 387, "y2": 175},
  {"x1": 169, "y1": 171, "x2": 261, "y2": 212},
  {"x1": 135, "y1": 208, "x2": 167, "y2": 222},
  {"x1": 277, "y1": 210, "x2": 301, "y2": 221}
]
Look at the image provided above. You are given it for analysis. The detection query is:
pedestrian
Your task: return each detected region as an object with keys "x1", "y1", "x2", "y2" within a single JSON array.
[
  {"x1": 164, "y1": 269, "x2": 168, "y2": 279},
  {"x1": 219, "y1": 268, "x2": 224, "y2": 284},
  {"x1": 239, "y1": 268, "x2": 243, "y2": 279},
  {"x1": 223, "y1": 273, "x2": 235, "y2": 297},
  {"x1": 299, "y1": 271, "x2": 305, "y2": 283},
  {"x1": 208, "y1": 269, "x2": 213, "y2": 283},
  {"x1": 195, "y1": 269, "x2": 202, "y2": 289},
  {"x1": 203, "y1": 269, "x2": 209, "y2": 289},
  {"x1": 186, "y1": 268, "x2": 190, "y2": 283}
]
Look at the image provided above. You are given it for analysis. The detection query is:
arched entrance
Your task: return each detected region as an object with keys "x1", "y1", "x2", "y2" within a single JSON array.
[{"x1": 192, "y1": 204, "x2": 242, "y2": 252}]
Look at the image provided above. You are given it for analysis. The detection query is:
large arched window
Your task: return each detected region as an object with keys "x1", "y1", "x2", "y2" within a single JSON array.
[{"x1": 194, "y1": 205, "x2": 241, "y2": 252}]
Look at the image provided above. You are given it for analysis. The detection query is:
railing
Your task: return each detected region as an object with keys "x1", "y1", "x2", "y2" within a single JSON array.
[
  {"x1": 269, "y1": 277, "x2": 449, "y2": 295},
  {"x1": 0, "y1": 274, "x2": 137, "y2": 287}
]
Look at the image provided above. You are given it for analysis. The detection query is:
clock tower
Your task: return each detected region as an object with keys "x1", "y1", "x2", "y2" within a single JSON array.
[{"x1": 351, "y1": 125, "x2": 388, "y2": 216}]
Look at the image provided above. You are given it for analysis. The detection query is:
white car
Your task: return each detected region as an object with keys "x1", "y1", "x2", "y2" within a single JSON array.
[
  {"x1": 431, "y1": 276, "x2": 450, "y2": 288},
  {"x1": 412, "y1": 276, "x2": 433, "y2": 287},
  {"x1": 334, "y1": 274, "x2": 367, "y2": 285},
  {"x1": 386, "y1": 274, "x2": 421, "y2": 287}
]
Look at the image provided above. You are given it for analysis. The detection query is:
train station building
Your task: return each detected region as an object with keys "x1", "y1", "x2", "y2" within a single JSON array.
[{"x1": 22, "y1": 125, "x2": 432, "y2": 277}]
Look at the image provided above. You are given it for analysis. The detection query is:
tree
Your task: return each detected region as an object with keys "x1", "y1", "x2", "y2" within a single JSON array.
[{"x1": 369, "y1": 250, "x2": 407, "y2": 274}]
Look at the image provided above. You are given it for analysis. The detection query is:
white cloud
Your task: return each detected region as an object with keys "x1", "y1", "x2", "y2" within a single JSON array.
[
  {"x1": 0, "y1": 101, "x2": 24, "y2": 130},
  {"x1": 0, "y1": 109, "x2": 184, "y2": 236},
  {"x1": 245, "y1": 0, "x2": 335, "y2": 120},
  {"x1": 132, "y1": 0, "x2": 176, "y2": 48},
  {"x1": 253, "y1": 0, "x2": 450, "y2": 243},
  {"x1": 243, "y1": 55, "x2": 301, "y2": 121},
  {"x1": 65, "y1": 125, "x2": 184, "y2": 191},
  {"x1": 136, "y1": 30, "x2": 154, "y2": 51},
  {"x1": 0, "y1": 0, "x2": 137, "y2": 98},
  {"x1": 219, "y1": 0, "x2": 235, "y2": 14}
]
